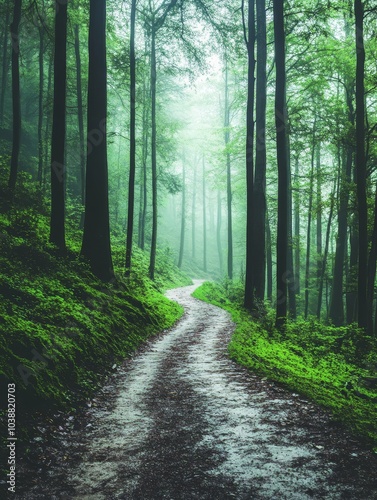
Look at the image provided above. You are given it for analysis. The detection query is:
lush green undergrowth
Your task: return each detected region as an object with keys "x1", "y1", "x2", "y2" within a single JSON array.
[
  {"x1": 193, "y1": 281, "x2": 377, "y2": 449},
  {"x1": 0, "y1": 166, "x2": 190, "y2": 422}
]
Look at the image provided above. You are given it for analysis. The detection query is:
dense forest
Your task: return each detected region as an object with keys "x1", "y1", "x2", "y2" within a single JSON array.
[{"x1": 1, "y1": 0, "x2": 377, "y2": 490}]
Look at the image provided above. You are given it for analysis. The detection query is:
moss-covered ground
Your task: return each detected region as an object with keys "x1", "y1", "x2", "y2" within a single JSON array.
[
  {"x1": 0, "y1": 164, "x2": 191, "y2": 465},
  {"x1": 193, "y1": 281, "x2": 377, "y2": 450}
]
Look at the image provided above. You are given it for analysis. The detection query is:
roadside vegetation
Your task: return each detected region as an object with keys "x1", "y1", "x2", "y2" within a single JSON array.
[
  {"x1": 193, "y1": 281, "x2": 377, "y2": 450},
  {"x1": 0, "y1": 166, "x2": 190, "y2": 456}
]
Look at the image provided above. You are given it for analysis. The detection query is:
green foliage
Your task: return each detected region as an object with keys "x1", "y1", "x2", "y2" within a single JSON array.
[
  {"x1": 0, "y1": 165, "x2": 189, "y2": 419},
  {"x1": 193, "y1": 281, "x2": 377, "y2": 448}
]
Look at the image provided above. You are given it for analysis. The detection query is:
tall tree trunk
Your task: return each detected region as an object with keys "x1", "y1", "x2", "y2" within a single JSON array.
[
  {"x1": 0, "y1": 7, "x2": 10, "y2": 127},
  {"x1": 294, "y1": 157, "x2": 300, "y2": 296},
  {"x1": 253, "y1": 0, "x2": 267, "y2": 299},
  {"x1": 49, "y1": 0, "x2": 67, "y2": 250},
  {"x1": 316, "y1": 144, "x2": 322, "y2": 294},
  {"x1": 192, "y1": 163, "x2": 197, "y2": 259},
  {"x1": 43, "y1": 53, "x2": 53, "y2": 190},
  {"x1": 244, "y1": 0, "x2": 256, "y2": 310},
  {"x1": 287, "y1": 134, "x2": 296, "y2": 318},
  {"x1": 138, "y1": 62, "x2": 149, "y2": 250},
  {"x1": 178, "y1": 163, "x2": 186, "y2": 268},
  {"x1": 149, "y1": 27, "x2": 157, "y2": 280},
  {"x1": 347, "y1": 216, "x2": 359, "y2": 323},
  {"x1": 8, "y1": 0, "x2": 22, "y2": 192},
  {"x1": 37, "y1": 26, "x2": 44, "y2": 185},
  {"x1": 317, "y1": 180, "x2": 336, "y2": 319},
  {"x1": 202, "y1": 156, "x2": 207, "y2": 272},
  {"x1": 217, "y1": 190, "x2": 223, "y2": 275},
  {"x1": 224, "y1": 60, "x2": 233, "y2": 280},
  {"x1": 81, "y1": 0, "x2": 113, "y2": 281},
  {"x1": 367, "y1": 181, "x2": 377, "y2": 335},
  {"x1": 273, "y1": 0, "x2": 288, "y2": 329},
  {"x1": 304, "y1": 139, "x2": 315, "y2": 319},
  {"x1": 266, "y1": 211, "x2": 273, "y2": 302},
  {"x1": 125, "y1": 0, "x2": 137, "y2": 276},
  {"x1": 139, "y1": 59, "x2": 149, "y2": 250},
  {"x1": 74, "y1": 24, "x2": 86, "y2": 206},
  {"x1": 354, "y1": 0, "x2": 367, "y2": 330}
]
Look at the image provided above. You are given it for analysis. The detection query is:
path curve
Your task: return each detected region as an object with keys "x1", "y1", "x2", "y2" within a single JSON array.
[{"x1": 16, "y1": 282, "x2": 377, "y2": 499}]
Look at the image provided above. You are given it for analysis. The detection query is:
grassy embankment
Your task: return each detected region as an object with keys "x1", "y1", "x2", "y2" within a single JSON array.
[
  {"x1": 193, "y1": 281, "x2": 377, "y2": 449},
  {"x1": 0, "y1": 164, "x2": 190, "y2": 433}
]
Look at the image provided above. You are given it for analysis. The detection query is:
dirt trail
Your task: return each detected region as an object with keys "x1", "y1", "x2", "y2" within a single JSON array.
[{"x1": 16, "y1": 282, "x2": 377, "y2": 499}]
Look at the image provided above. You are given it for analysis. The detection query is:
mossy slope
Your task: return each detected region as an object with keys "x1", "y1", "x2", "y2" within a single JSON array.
[{"x1": 193, "y1": 281, "x2": 377, "y2": 449}]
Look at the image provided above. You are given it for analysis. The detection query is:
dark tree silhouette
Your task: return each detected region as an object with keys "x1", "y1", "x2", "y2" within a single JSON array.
[
  {"x1": 81, "y1": 0, "x2": 114, "y2": 281},
  {"x1": 126, "y1": 0, "x2": 137, "y2": 276},
  {"x1": 273, "y1": 0, "x2": 288, "y2": 329},
  {"x1": 8, "y1": 0, "x2": 22, "y2": 192},
  {"x1": 49, "y1": 0, "x2": 68, "y2": 251}
]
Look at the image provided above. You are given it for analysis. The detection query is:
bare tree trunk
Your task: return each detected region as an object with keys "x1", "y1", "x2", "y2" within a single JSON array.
[
  {"x1": 304, "y1": 139, "x2": 315, "y2": 319},
  {"x1": 74, "y1": 24, "x2": 86, "y2": 207},
  {"x1": 202, "y1": 156, "x2": 207, "y2": 273},
  {"x1": 316, "y1": 144, "x2": 322, "y2": 297},
  {"x1": 294, "y1": 157, "x2": 300, "y2": 295},
  {"x1": 178, "y1": 162, "x2": 186, "y2": 268},
  {"x1": 253, "y1": 0, "x2": 267, "y2": 299},
  {"x1": 317, "y1": 180, "x2": 336, "y2": 319},
  {"x1": 126, "y1": 0, "x2": 137, "y2": 276},
  {"x1": 81, "y1": 0, "x2": 114, "y2": 281},
  {"x1": 149, "y1": 26, "x2": 157, "y2": 280},
  {"x1": 8, "y1": 0, "x2": 22, "y2": 192},
  {"x1": 244, "y1": 0, "x2": 256, "y2": 310},
  {"x1": 273, "y1": 0, "x2": 288, "y2": 329},
  {"x1": 37, "y1": 25, "x2": 44, "y2": 185},
  {"x1": 355, "y1": 0, "x2": 367, "y2": 330},
  {"x1": 0, "y1": 7, "x2": 10, "y2": 127},
  {"x1": 43, "y1": 53, "x2": 53, "y2": 190},
  {"x1": 217, "y1": 190, "x2": 223, "y2": 275},
  {"x1": 49, "y1": 0, "x2": 68, "y2": 251},
  {"x1": 266, "y1": 211, "x2": 273, "y2": 302},
  {"x1": 367, "y1": 181, "x2": 377, "y2": 335},
  {"x1": 224, "y1": 60, "x2": 233, "y2": 280},
  {"x1": 192, "y1": 163, "x2": 197, "y2": 259}
]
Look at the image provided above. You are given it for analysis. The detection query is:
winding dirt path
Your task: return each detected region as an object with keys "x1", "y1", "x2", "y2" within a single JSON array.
[{"x1": 16, "y1": 282, "x2": 377, "y2": 499}]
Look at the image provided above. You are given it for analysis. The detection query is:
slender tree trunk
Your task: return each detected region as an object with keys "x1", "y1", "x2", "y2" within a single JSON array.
[
  {"x1": 304, "y1": 141, "x2": 315, "y2": 319},
  {"x1": 43, "y1": 53, "x2": 53, "y2": 190},
  {"x1": 138, "y1": 62, "x2": 149, "y2": 250},
  {"x1": 287, "y1": 134, "x2": 297, "y2": 318},
  {"x1": 217, "y1": 190, "x2": 223, "y2": 275},
  {"x1": 266, "y1": 211, "x2": 273, "y2": 302},
  {"x1": 202, "y1": 156, "x2": 207, "y2": 272},
  {"x1": 317, "y1": 180, "x2": 336, "y2": 319},
  {"x1": 316, "y1": 144, "x2": 322, "y2": 293},
  {"x1": 125, "y1": 0, "x2": 137, "y2": 276},
  {"x1": 355, "y1": 0, "x2": 367, "y2": 330},
  {"x1": 74, "y1": 24, "x2": 86, "y2": 206},
  {"x1": 81, "y1": 0, "x2": 113, "y2": 281},
  {"x1": 149, "y1": 27, "x2": 157, "y2": 280},
  {"x1": 274, "y1": 0, "x2": 288, "y2": 329},
  {"x1": 244, "y1": 0, "x2": 256, "y2": 310},
  {"x1": 224, "y1": 60, "x2": 233, "y2": 279},
  {"x1": 294, "y1": 157, "x2": 300, "y2": 295},
  {"x1": 140, "y1": 66, "x2": 149, "y2": 250},
  {"x1": 0, "y1": 7, "x2": 10, "y2": 127},
  {"x1": 367, "y1": 181, "x2": 377, "y2": 335},
  {"x1": 49, "y1": 0, "x2": 68, "y2": 250},
  {"x1": 347, "y1": 216, "x2": 359, "y2": 323},
  {"x1": 192, "y1": 163, "x2": 197, "y2": 259},
  {"x1": 253, "y1": 0, "x2": 267, "y2": 299},
  {"x1": 37, "y1": 26, "x2": 44, "y2": 185},
  {"x1": 178, "y1": 163, "x2": 186, "y2": 268},
  {"x1": 8, "y1": 0, "x2": 22, "y2": 192}
]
